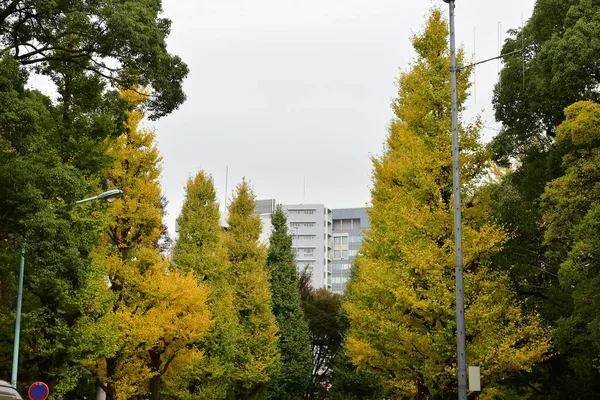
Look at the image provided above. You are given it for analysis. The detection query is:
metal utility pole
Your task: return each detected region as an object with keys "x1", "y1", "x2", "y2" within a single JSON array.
[{"x1": 442, "y1": 0, "x2": 467, "y2": 399}]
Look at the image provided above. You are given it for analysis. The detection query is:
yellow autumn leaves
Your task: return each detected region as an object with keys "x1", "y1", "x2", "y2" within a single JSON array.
[{"x1": 343, "y1": 8, "x2": 550, "y2": 399}]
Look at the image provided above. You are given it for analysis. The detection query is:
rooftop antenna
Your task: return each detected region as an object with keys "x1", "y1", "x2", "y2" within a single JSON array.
[
  {"x1": 473, "y1": 26, "x2": 476, "y2": 104},
  {"x1": 522, "y1": 13, "x2": 526, "y2": 89},
  {"x1": 303, "y1": 177, "x2": 306, "y2": 203},
  {"x1": 498, "y1": 22, "x2": 502, "y2": 94},
  {"x1": 224, "y1": 166, "x2": 228, "y2": 212}
]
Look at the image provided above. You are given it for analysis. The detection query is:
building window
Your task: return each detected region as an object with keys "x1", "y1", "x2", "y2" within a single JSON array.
[
  {"x1": 301, "y1": 235, "x2": 316, "y2": 240},
  {"x1": 334, "y1": 250, "x2": 341, "y2": 258},
  {"x1": 303, "y1": 248, "x2": 314, "y2": 254},
  {"x1": 342, "y1": 250, "x2": 348, "y2": 258},
  {"x1": 304, "y1": 222, "x2": 315, "y2": 227},
  {"x1": 334, "y1": 237, "x2": 341, "y2": 245},
  {"x1": 305, "y1": 210, "x2": 315, "y2": 214},
  {"x1": 290, "y1": 222, "x2": 300, "y2": 227},
  {"x1": 342, "y1": 236, "x2": 349, "y2": 245},
  {"x1": 293, "y1": 235, "x2": 316, "y2": 240},
  {"x1": 333, "y1": 220, "x2": 341, "y2": 231},
  {"x1": 349, "y1": 249, "x2": 358, "y2": 257}
]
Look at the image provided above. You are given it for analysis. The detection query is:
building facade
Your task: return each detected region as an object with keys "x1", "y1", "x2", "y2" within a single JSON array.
[
  {"x1": 281, "y1": 204, "x2": 333, "y2": 290},
  {"x1": 253, "y1": 200, "x2": 368, "y2": 292},
  {"x1": 331, "y1": 208, "x2": 369, "y2": 294}
]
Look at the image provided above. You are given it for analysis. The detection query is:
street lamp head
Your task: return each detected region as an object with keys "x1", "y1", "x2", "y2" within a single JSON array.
[{"x1": 97, "y1": 189, "x2": 124, "y2": 202}]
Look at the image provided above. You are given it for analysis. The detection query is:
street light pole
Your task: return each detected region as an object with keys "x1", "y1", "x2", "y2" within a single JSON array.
[
  {"x1": 442, "y1": 0, "x2": 467, "y2": 399},
  {"x1": 11, "y1": 189, "x2": 123, "y2": 389}
]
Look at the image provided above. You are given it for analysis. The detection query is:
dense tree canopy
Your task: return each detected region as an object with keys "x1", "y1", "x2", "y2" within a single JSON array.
[
  {"x1": 0, "y1": 53, "x2": 120, "y2": 395},
  {"x1": 541, "y1": 101, "x2": 600, "y2": 397},
  {"x1": 0, "y1": 0, "x2": 188, "y2": 119},
  {"x1": 488, "y1": 2, "x2": 600, "y2": 397},
  {"x1": 492, "y1": 0, "x2": 600, "y2": 163}
]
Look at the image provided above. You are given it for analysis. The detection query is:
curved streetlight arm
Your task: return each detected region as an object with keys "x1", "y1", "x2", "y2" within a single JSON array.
[
  {"x1": 11, "y1": 188, "x2": 122, "y2": 389},
  {"x1": 51, "y1": 189, "x2": 123, "y2": 214}
]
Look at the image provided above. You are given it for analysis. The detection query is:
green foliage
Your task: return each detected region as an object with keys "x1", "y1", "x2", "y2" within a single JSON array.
[
  {"x1": 298, "y1": 267, "x2": 344, "y2": 400},
  {"x1": 0, "y1": 1, "x2": 189, "y2": 395},
  {"x1": 264, "y1": 207, "x2": 313, "y2": 400},
  {"x1": 224, "y1": 180, "x2": 279, "y2": 399},
  {"x1": 169, "y1": 171, "x2": 239, "y2": 400},
  {"x1": 328, "y1": 303, "x2": 386, "y2": 400},
  {"x1": 343, "y1": 9, "x2": 550, "y2": 398},
  {"x1": 0, "y1": 54, "x2": 121, "y2": 397},
  {"x1": 328, "y1": 350, "x2": 386, "y2": 400},
  {"x1": 492, "y1": 0, "x2": 600, "y2": 163},
  {"x1": 541, "y1": 101, "x2": 600, "y2": 397},
  {"x1": 0, "y1": 0, "x2": 188, "y2": 119},
  {"x1": 489, "y1": 1, "x2": 600, "y2": 396}
]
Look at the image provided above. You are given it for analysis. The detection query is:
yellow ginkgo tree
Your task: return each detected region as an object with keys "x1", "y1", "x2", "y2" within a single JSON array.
[
  {"x1": 343, "y1": 9, "x2": 550, "y2": 399},
  {"x1": 88, "y1": 89, "x2": 212, "y2": 400},
  {"x1": 224, "y1": 180, "x2": 279, "y2": 399},
  {"x1": 168, "y1": 171, "x2": 240, "y2": 399}
]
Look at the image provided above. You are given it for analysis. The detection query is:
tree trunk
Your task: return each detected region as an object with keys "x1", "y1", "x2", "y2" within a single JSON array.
[
  {"x1": 149, "y1": 350, "x2": 161, "y2": 400},
  {"x1": 105, "y1": 357, "x2": 118, "y2": 400}
]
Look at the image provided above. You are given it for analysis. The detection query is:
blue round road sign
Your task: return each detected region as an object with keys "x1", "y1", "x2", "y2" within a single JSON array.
[{"x1": 28, "y1": 382, "x2": 49, "y2": 400}]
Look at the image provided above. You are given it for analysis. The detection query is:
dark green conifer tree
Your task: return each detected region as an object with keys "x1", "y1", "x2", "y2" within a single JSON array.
[{"x1": 264, "y1": 206, "x2": 312, "y2": 400}]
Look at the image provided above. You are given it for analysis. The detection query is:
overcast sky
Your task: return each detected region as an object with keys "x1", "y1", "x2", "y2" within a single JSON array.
[{"x1": 151, "y1": 0, "x2": 535, "y2": 237}]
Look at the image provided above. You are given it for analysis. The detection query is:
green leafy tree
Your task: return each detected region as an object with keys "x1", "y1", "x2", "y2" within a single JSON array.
[
  {"x1": 169, "y1": 171, "x2": 239, "y2": 400},
  {"x1": 297, "y1": 267, "x2": 344, "y2": 400},
  {"x1": 264, "y1": 207, "x2": 312, "y2": 400},
  {"x1": 328, "y1": 350, "x2": 386, "y2": 400},
  {"x1": 224, "y1": 180, "x2": 279, "y2": 399},
  {"x1": 0, "y1": 54, "x2": 122, "y2": 396},
  {"x1": 343, "y1": 9, "x2": 550, "y2": 398},
  {"x1": 0, "y1": 0, "x2": 188, "y2": 119},
  {"x1": 540, "y1": 101, "x2": 600, "y2": 397},
  {"x1": 492, "y1": 0, "x2": 600, "y2": 163},
  {"x1": 487, "y1": 2, "x2": 600, "y2": 396}
]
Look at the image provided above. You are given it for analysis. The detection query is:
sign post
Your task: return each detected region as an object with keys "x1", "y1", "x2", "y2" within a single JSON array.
[{"x1": 28, "y1": 382, "x2": 49, "y2": 400}]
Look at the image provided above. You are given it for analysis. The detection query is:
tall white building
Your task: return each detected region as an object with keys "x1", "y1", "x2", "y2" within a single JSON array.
[
  {"x1": 254, "y1": 200, "x2": 369, "y2": 292},
  {"x1": 281, "y1": 204, "x2": 333, "y2": 290}
]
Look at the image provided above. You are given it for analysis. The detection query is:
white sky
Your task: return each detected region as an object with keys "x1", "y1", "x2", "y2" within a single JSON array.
[{"x1": 148, "y1": 0, "x2": 535, "y2": 237}]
